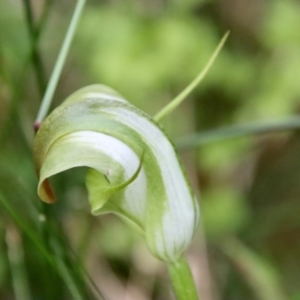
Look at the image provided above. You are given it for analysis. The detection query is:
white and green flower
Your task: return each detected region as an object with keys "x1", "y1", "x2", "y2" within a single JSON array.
[{"x1": 33, "y1": 84, "x2": 199, "y2": 262}]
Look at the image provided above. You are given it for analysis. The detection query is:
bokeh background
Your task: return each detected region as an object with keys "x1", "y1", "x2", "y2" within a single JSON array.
[{"x1": 1, "y1": 0, "x2": 300, "y2": 299}]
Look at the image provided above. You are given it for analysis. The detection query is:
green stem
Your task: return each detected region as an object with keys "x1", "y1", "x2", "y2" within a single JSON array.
[
  {"x1": 168, "y1": 257, "x2": 199, "y2": 300},
  {"x1": 177, "y1": 116, "x2": 300, "y2": 151},
  {"x1": 154, "y1": 31, "x2": 229, "y2": 122},
  {"x1": 34, "y1": 0, "x2": 86, "y2": 129}
]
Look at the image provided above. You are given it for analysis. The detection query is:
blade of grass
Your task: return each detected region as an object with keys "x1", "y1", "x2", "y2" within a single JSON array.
[
  {"x1": 34, "y1": 0, "x2": 86, "y2": 130},
  {"x1": 6, "y1": 224, "x2": 32, "y2": 300},
  {"x1": 0, "y1": 192, "x2": 95, "y2": 299},
  {"x1": 0, "y1": 192, "x2": 54, "y2": 265},
  {"x1": 70, "y1": 246, "x2": 106, "y2": 300},
  {"x1": 50, "y1": 237, "x2": 88, "y2": 300},
  {"x1": 176, "y1": 116, "x2": 300, "y2": 151},
  {"x1": 49, "y1": 212, "x2": 103, "y2": 299},
  {"x1": 0, "y1": 0, "x2": 53, "y2": 145},
  {"x1": 220, "y1": 237, "x2": 287, "y2": 300},
  {"x1": 22, "y1": 0, "x2": 47, "y2": 95},
  {"x1": 154, "y1": 31, "x2": 229, "y2": 122}
]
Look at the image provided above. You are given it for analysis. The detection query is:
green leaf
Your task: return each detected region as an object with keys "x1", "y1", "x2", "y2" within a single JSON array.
[{"x1": 154, "y1": 31, "x2": 229, "y2": 122}]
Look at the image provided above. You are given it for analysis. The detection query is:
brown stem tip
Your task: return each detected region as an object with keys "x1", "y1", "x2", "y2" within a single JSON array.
[{"x1": 33, "y1": 121, "x2": 41, "y2": 133}]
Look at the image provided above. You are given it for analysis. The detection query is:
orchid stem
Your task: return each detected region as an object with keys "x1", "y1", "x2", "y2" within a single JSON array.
[{"x1": 168, "y1": 257, "x2": 199, "y2": 300}]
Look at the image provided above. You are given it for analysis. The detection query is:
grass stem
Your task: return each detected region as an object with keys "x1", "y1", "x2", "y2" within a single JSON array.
[
  {"x1": 6, "y1": 224, "x2": 32, "y2": 300},
  {"x1": 34, "y1": 0, "x2": 86, "y2": 130},
  {"x1": 0, "y1": 0, "x2": 53, "y2": 145},
  {"x1": 177, "y1": 116, "x2": 300, "y2": 151},
  {"x1": 22, "y1": 0, "x2": 47, "y2": 96},
  {"x1": 0, "y1": 193, "x2": 55, "y2": 265}
]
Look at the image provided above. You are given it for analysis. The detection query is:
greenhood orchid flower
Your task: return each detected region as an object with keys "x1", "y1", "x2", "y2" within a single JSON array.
[{"x1": 33, "y1": 84, "x2": 199, "y2": 263}]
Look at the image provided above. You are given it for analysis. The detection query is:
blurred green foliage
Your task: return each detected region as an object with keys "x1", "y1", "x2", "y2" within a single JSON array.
[{"x1": 1, "y1": 0, "x2": 300, "y2": 299}]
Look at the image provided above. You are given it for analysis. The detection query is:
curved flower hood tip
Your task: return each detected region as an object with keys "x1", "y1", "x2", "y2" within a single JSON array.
[{"x1": 33, "y1": 84, "x2": 200, "y2": 262}]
